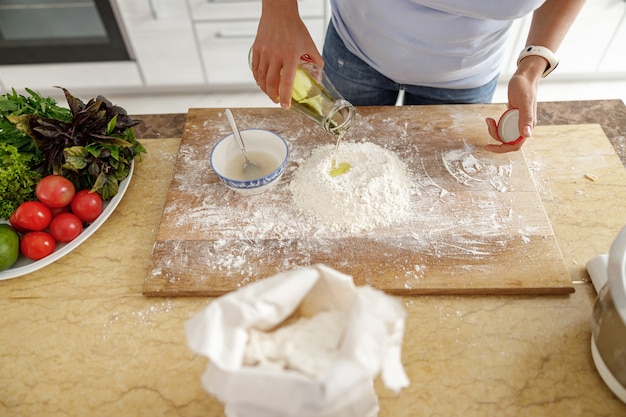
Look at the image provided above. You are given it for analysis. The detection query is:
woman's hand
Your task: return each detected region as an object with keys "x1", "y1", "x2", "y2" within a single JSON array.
[
  {"x1": 484, "y1": 55, "x2": 544, "y2": 153},
  {"x1": 251, "y1": 0, "x2": 323, "y2": 109},
  {"x1": 485, "y1": 0, "x2": 585, "y2": 153}
]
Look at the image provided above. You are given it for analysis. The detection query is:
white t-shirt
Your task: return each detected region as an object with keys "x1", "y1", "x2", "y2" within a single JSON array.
[{"x1": 329, "y1": 0, "x2": 546, "y2": 88}]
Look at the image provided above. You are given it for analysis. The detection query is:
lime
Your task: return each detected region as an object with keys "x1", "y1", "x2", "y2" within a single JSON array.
[{"x1": 0, "y1": 224, "x2": 20, "y2": 271}]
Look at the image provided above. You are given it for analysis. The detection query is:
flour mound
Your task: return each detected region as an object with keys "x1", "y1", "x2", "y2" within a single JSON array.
[{"x1": 289, "y1": 142, "x2": 414, "y2": 233}]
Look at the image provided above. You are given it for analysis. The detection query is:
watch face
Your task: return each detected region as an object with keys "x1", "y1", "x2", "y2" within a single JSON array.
[{"x1": 497, "y1": 109, "x2": 523, "y2": 144}]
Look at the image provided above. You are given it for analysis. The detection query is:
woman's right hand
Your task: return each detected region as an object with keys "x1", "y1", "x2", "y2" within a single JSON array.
[{"x1": 251, "y1": 0, "x2": 324, "y2": 109}]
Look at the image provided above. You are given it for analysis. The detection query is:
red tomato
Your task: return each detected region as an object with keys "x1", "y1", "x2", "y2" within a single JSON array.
[
  {"x1": 20, "y1": 231, "x2": 56, "y2": 260},
  {"x1": 71, "y1": 190, "x2": 104, "y2": 223},
  {"x1": 49, "y1": 213, "x2": 83, "y2": 243},
  {"x1": 9, "y1": 212, "x2": 30, "y2": 234},
  {"x1": 50, "y1": 205, "x2": 71, "y2": 218},
  {"x1": 12, "y1": 201, "x2": 52, "y2": 231},
  {"x1": 36, "y1": 175, "x2": 76, "y2": 208}
]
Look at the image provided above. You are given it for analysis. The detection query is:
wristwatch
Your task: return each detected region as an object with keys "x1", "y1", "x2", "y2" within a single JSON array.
[{"x1": 517, "y1": 45, "x2": 559, "y2": 78}]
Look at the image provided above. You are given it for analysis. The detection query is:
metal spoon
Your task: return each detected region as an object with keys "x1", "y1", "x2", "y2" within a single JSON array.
[{"x1": 225, "y1": 108, "x2": 261, "y2": 178}]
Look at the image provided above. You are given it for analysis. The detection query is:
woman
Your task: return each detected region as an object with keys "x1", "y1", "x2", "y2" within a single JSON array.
[{"x1": 249, "y1": 0, "x2": 586, "y2": 153}]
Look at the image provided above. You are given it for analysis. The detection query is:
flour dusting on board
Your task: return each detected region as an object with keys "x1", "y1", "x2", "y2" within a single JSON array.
[
  {"x1": 442, "y1": 142, "x2": 513, "y2": 193},
  {"x1": 150, "y1": 109, "x2": 555, "y2": 292}
]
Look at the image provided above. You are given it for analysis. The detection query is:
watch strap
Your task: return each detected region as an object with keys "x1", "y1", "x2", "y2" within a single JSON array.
[{"x1": 517, "y1": 45, "x2": 559, "y2": 78}]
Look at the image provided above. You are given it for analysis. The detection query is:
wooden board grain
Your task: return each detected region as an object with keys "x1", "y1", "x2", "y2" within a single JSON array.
[{"x1": 144, "y1": 105, "x2": 575, "y2": 296}]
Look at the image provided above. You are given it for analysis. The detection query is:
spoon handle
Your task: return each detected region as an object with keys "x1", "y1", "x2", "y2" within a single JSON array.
[{"x1": 225, "y1": 108, "x2": 247, "y2": 154}]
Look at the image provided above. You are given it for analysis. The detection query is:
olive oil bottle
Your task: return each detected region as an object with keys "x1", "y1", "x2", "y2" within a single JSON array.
[
  {"x1": 291, "y1": 62, "x2": 355, "y2": 137},
  {"x1": 249, "y1": 48, "x2": 355, "y2": 176},
  {"x1": 291, "y1": 61, "x2": 355, "y2": 176}
]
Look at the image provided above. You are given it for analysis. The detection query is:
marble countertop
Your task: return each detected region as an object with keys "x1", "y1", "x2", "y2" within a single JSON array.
[{"x1": 1, "y1": 99, "x2": 626, "y2": 417}]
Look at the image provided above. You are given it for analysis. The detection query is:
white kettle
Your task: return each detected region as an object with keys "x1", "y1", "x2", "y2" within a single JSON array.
[{"x1": 587, "y1": 226, "x2": 626, "y2": 403}]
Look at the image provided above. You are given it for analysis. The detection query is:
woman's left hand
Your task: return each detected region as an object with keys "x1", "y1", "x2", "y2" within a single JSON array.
[{"x1": 484, "y1": 55, "x2": 544, "y2": 153}]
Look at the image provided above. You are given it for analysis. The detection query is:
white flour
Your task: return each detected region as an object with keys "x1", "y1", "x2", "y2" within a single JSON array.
[
  {"x1": 441, "y1": 142, "x2": 513, "y2": 193},
  {"x1": 243, "y1": 310, "x2": 346, "y2": 379},
  {"x1": 289, "y1": 142, "x2": 415, "y2": 233}
]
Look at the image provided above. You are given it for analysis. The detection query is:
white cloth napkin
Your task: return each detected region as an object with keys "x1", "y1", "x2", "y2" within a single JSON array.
[{"x1": 185, "y1": 264, "x2": 409, "y2": 417}]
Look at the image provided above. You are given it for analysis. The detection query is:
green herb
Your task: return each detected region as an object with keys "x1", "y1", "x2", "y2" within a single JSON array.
[
  {"x1": 8, "y1": 87, "x2": 146, "y2": 200},
  {"x1": 1, "y1": 88, "x2": 72, "y2": 218},
  {"x1": 0, "y1": 142, "x2": 41, "y2": 219},
  {"x1": 0, "y1": 87, "x2": 72, "y2": 155}
]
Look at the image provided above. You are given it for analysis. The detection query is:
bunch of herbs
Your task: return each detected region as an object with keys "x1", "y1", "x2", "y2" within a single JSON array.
[
  {"x1": 1, "y1": 88, "x2": 72, "y2": 217},
  {"x1": 0, "y1": 142, "x2": 42, "y2": 219},
  {"x1": 0, "y1": 87, "x2": 145, "y2": 218}
]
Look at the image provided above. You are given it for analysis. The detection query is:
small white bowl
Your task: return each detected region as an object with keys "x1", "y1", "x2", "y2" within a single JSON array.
[{"x1": 210, "y1": 129, "x2": 289, "y2": 195}]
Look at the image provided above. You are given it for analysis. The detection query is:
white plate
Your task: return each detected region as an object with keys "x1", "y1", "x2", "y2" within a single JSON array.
[{"x1": 0, "y1": 162, "x2": 134, "y2": 280}]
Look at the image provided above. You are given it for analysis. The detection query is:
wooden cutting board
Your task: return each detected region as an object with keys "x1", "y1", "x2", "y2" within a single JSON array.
[{"x1": 144, "y1": 105, "x2": 575, "y2": 296}]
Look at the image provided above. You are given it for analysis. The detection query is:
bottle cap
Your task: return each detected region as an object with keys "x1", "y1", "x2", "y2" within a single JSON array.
[{"x1": 496, "y1": 109, "x2": 524, "y2": 145}]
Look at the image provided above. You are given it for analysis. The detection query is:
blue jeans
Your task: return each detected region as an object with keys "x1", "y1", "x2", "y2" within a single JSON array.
[{"x1": 322, "y1": 21, "x2": 498, "y2": 106}]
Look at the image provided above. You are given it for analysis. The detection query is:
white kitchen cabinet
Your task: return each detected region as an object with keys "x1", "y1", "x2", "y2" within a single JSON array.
[
  {"x1": 188, "y1": 0, "x2": 324, "y2": 20},
  {"x1": 189, "y1": 0, "x2": 329, "y2": 88},
  {"x1": 0, "y1": 62, "x2": 143, "y2": 94},
  {"x1": 194, "y1": 20, "x2": 261, "y2": 87},
  {"x1": 0, "y1": 0, "x2": 329, "y2": 94},
  {"x1": 195, "y1": 18, "x2": 327, "y2": 87},
  {"x1": 0, "y1": 0, "x2": 205, "y2": 94},
  {"x1": 114, "y1": 0, "x2": 206, "y2": 86}
]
